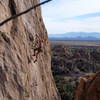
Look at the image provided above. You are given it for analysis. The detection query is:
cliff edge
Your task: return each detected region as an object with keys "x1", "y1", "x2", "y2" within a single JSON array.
[{"x1": 0, "y1": 0, "x2": 60, "y2": 100}]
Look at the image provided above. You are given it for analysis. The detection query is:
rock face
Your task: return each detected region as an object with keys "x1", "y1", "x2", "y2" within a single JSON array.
[
  {"x1": 75, "y1": 71, "x2": 100, "y2": 100},
  {"x1": 0, "y1": 0, "x2": 60, "y2": 100}
]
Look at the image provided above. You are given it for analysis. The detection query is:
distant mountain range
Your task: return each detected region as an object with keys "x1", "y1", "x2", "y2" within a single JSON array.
[{"x1": 49, "y1": 32, "x2": 100, "y2": 41}]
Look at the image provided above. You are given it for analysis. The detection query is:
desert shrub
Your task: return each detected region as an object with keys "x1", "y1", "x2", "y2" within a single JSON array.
[
  {"x1": 54, "y1": 76, "x2": 74, "y2": 100},
  {"x1": 51, "y1": 45, "x2": 100, "y2": 100}
]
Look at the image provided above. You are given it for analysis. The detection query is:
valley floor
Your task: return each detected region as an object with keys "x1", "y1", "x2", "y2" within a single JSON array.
[
  {"x1": 51, "y1": 40, "x2": 100, "y2": 47},
  {"x1": 51, "y1": 41, "x2": 100, "y2": 100}
]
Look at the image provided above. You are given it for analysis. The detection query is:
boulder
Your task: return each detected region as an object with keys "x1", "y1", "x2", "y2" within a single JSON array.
[{"x1": 75, "y1": 71, "x2": 100, "y2": 100}]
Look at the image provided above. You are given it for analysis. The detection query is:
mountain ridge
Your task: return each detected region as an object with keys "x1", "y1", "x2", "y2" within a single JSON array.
[{"x1": 49, "y1": 32, "x2": 100, "y2": 41}]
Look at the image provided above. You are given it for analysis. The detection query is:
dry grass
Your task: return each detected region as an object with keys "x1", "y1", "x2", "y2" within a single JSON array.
[{"x1": 51, "y1": 41, "x2": 100, "y2": 47}]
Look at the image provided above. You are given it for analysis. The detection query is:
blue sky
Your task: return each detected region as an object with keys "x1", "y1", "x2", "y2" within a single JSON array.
[{"x1": 41, "y1": 0, "x2": 100, "y2": 34}]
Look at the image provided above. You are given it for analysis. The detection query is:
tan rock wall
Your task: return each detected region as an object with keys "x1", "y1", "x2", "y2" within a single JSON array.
[
  {"x1": 75, "y1": 72, "x2": 100, "y2": 100},
  {"x1": 0, "y1": 0, "x2": 60, "y2": 100}
]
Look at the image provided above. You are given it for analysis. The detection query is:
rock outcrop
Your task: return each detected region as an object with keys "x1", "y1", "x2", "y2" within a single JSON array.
[
  {"x1": 75, "y1": 71, "x2": 100, "y2": 100},
  {"x1": 0, "y1": 0, "x2": 60, "y2": 100}
]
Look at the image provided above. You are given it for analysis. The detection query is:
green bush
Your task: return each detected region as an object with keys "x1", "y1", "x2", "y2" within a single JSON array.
[{"x1": 54, "y1": 76, "x2": 74, "y2": 100}]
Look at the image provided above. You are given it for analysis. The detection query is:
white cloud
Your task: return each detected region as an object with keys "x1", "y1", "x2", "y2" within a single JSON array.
[
  {"x1": 43, "y1": 17, "x2": 100, "y2": 34},
  {"x1": 42, "y1": 0, "x2": 100, "y2": 18},
  {"x1": 41, "y1": 0, "x2": 100, "y2": 34}
]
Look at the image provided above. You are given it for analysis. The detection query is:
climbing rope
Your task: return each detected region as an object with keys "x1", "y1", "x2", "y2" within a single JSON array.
[{"x1": 0, "y1": 0, "x2": 53, "y2": 26}]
